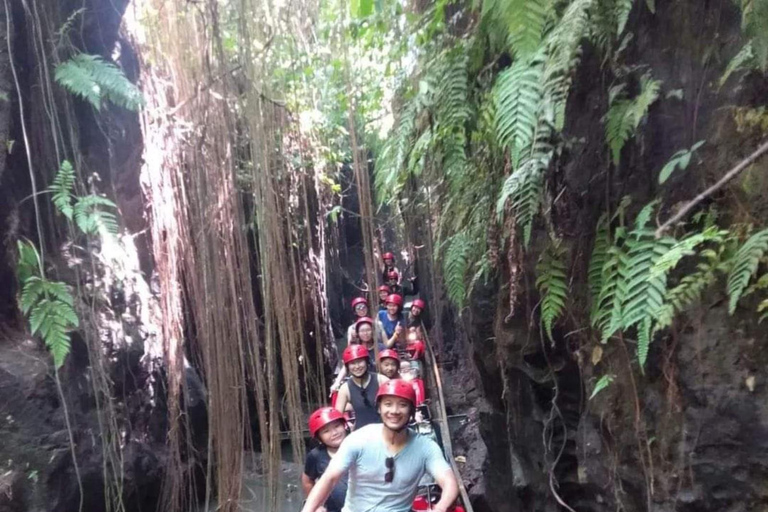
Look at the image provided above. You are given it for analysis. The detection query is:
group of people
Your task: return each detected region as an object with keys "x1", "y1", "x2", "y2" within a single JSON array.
[{"x1": 300, "y1": 252, "x2": 459, "y2": 512}]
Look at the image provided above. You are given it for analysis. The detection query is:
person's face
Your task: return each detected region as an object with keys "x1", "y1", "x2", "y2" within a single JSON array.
[
  {"x1": 388, "y1": 277, "x2": 397, "y2": 285},
  {"x1": 387, "y1": 302, "x2": 399, "y2": 316},
  {"x1": 411, "y1": 306, "x2": 421, "y2": 316},
  {"x1": 317, "y1": 420, "x2": 346, "y2": 448},
  {"x1": 358, "y1": 323, "x2": 373, "y2": 342},
  {"x1": 355, "y1": 303, "x2": 368, "y2": 317},
  {"x1": 379, "y1": 291, "x2": 389, "y2": 301},
  {"x1": 348, "y1": 358, "x2": 368, "y2": 378},
  {"x1": 380, "y1": 358, "x2": 399, "y2": 379},
  {"x1": 379, "y1": 396, "x2": 411, "y2": 430},
  {"x1": 384, "y1": 258, "x2": 393, "y2": 267}
]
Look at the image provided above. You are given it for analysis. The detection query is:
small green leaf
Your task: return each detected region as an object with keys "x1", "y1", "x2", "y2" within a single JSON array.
[{"x1": 589, "y1": 374, "x2": 615, "y2": 400}]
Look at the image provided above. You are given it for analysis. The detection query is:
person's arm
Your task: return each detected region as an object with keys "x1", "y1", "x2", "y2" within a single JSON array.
[
  {"x1": 330, "y1": 366, "x2": 347, "y2": 394},
  {"x1": 385, "y1": 322, "x2": 402, "y2": 348},
  {"x1": 432, "y1": 467, "x2": 459, "y2": 512},
  {"x1": 377, "y1": 373, "x2": 390, "y2": 385},
  {"x1": 301, "y1": 472, "x2": 314, "y2": 496},
  {"x1": 300, "y1": 466, "x2": 344, "y2": 512},
  {"x1": 334, "y1": 384, "x2": 350, "y2": 415}
]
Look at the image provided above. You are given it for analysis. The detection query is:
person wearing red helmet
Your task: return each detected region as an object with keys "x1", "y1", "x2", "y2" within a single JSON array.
[
  {"x1": 377, "y1": 285, "x2": 391, "y2": 311},
  {"x1": 300, "y1": 380, "x2": 459, "y2": 512},
  {"x1": 302, "y1": 408, "x2": 349, "y2": 512},
  {"x1": 381, "y1": 251, "x2": 401, "y2": 285},
  {"x1": 346, "y1": 296, "x2": 370, "y2": 345},
  {"x1": 378, "y1": 293, "x2": 405, "y2": 350},
  {"x1": 334, "y1": 344, "x2": 389, "y2": 430},
  {"x1": 378, "y1": 349, "x2": 401, "y2": 380},
  {"x1": 330, "y1": 317, "x2": 380, "y2": 394},
  {"x1": 407, "y1": 298, "x2": 428, "y2": 340}
]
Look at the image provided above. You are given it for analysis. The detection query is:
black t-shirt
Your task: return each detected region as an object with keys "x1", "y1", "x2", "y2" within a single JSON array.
[{"x1": 304, "y1": 446, "x2": 348, "y2": 512}]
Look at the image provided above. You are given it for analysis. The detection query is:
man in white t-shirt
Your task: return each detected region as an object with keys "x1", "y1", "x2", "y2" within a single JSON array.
[{"x1": 301, "y1": 380, "x2": 459, "y2": 512}]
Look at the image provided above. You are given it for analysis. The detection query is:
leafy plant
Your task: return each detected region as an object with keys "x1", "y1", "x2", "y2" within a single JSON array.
[
  {"x1": 444, "y1": 233, "x2": 471, "y2": 308},
  {"x1": 658, "y1": 140, "x2": 705, "y2": 184},
  {"x1": 589, "y1": 374, "x2": 615, "y2": 399},
  {"x1": 55, "y1": 53, "x2": 144, "y2": 111},
  {"x1": 16, "y1": 241, "x2": 77, "y2": 368},
  {"x1": 50, "y1": 160, "x2": 76, "y2": 219},
  {"x1": 604, "y1": 73, "x2": 661, "y2": 165},
  {"x1": 727, "y1": 228, "x2": 768, "y2": 314},
  {"x1": 536, "y1": 241, "x2": 569, "y2": 342},
  {"x1": 49, "y1": 160, "x2": 119, "y2": 236}
]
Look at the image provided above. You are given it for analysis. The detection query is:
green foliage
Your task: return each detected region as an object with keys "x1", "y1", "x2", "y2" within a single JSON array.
[
  {"x1": 616, "y1": 0, "x2": 634, "y2": 35},
  {"x1": 16, "y1": 241, "x2": 77, "y2": 368},
  {"x1": 727, "y1": 228, "x2": 768, "y2": 314},
  {"x1": 658, "y1": 140, "x2": 705, "y2": 183},
  {"x1": 720, "y1": 42, "x2": 756, "y2": 87},
  {"x1": 589, "y1": 374, "x2": 615, "y2": 399},
  {"x1": 50, "y1": 160, "x2": 76, "y2": 220},
  {"x1": 536, "y1": 241, "x2": 569, "y2": 341},
  {"x1": 494, "y1": 57, "x2": 544, "y2": 165},
  {"x1": 589, "y1": 214, "x2": 611, "y2": 311},
  {"x1": 483, "y1": 0, "x2": 552, "y2": 59},
  {"x1": 604, "y1": 73, "x2": 661, "y2": 165},
  {"x1": 497, "y1": 156, "x2": 547, "y2": 246},
  {"x1": 444, "y1": 233, "x2": 471, "y2": 308},
  {"x1": 55, "y1": 53, "x2": 144, "y2": 111},
  {"x1": 74, "y1": 195, "x2": 119, "y2": 236}
]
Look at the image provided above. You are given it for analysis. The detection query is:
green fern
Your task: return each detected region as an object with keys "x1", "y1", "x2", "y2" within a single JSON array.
[
  {"x1": 497, "y1": 156, "x2": 547, "y2": 246},
  {"x1": 536, "y1": 241, "x2": 569, "y2": 341},
  {"x1": 16, "y1": 243, "x2": 77, "y2": 368},
  {"x1": 494, "y1": 57, "x2": 544, "y2": 165},
  {"x1": 74, "y1": 195, "x2": 119, "y2": 235},
  {"x1": 720, "y1": 42, "x2": 755, "y2": 87},
  {"x1": 589, "y1": 214, "x2": 611, "y2": 311},
  {"x1": 444, "y1": 233, "x2": 471, "y2": 308},
  {"x1": 55, "y1": 53, "x2": 144, "y2": 111},
  {"x1": 651, "y1": 226, "x2": 727, "y2": 277},
  {"x1": 616, "y1": 0, "x2": 634, "y2": 35},
  {"x1": 49, "y1": 160, "x2": 76, "y2": 219},
  {"x1": 16, "y1": 240, "x2": 41, "y2": 284},
  {"x1": 604, "y1": 72, "x2": 661, "y2": 165},
  {"x1": 727, "y1": 228, "x2": 768, "y2": 314}
]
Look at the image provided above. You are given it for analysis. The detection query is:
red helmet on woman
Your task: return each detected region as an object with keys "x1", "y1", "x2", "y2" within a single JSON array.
[
  {"x1": 382, "y1": 252, "x2": 395, "y2": 262},
  {"x1": 386, "y1": 294, "x2": 404, "y2": 306},
  {"x1": 354, "y1": 316, "x2": 374, "y2": 332},
  {"x1": 342, "y1": 344, "x2": 369, "y2": 364},
  {"x1": 375, "y1": 379, "x2": 416, "y2": 405},
  {"x1": 351, "y1": 297, "x2": 368, "y2": 309},
  {"x1": 378, "y1": 349, "x2": 400, "y2": 362},
  {"x1": 387, "y1": 270, "x2": 399, "y2": 281},
  {"x1": 308, "y1": 407, "x2": 345, "y2": 438},
  {"x1": 411, "y1": 299, "x2": 426, "y2": 310}
]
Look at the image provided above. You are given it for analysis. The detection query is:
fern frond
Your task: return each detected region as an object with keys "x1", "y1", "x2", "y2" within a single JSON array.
[
  {"x1": 720, "y1": 42, "x2": 755, "y2": 87},
  {"x1": 604, "y1": 73, "x2": 661, "y2": 165},
  {"x1": 497, "y1": 156, "x2": 547, "y2": 246},
  {"x1": 444, "y1": 233, "x2": 470, "y2": 307},
  {"x1": 50, "y1": 160, "x2": 76, "y2": 220},
  {"x1": 16, "y1": 240, "x2": 41, "y2": 284},
  {"x1": 616, "y1": 0, "x2": 634, "y2": 35},
  {"x1": 629, "y1": 73, "x2": 661, "y2": 128},
  {"x1": 20, "y1": 277, "x2": 46, "y2": 315},
  {"x1": 494, "y1": 57, "x2": 544, "y2": 164},
  {"x1": 637, "y1": 316, "x2": 652, "y2": 367},
  {"x1": 727, "y1": 228, "x2": 768, "y2": 314},
  {"x1": 651, "y1": 227, "x2": 727, "y2": 277},
  {"x1": 55, "y1": 53, "x2": 144, "y2": 111},
  {"x1": 29, "y1": 297, "x2": 76, "y2": 368},
  {"x1": 74, "y1": 195, "x2": 119, "y2": 235},
  {"x1": 589, "y1": 214, "x2": 611, "y2": 311},
  {"x1": 536, "y1": 242, "x2": 569, "y2": 341}
]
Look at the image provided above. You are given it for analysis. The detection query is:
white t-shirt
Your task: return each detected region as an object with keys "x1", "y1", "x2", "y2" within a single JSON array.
[{"x1": 328, "y1": 424, "x2": 451, "y2": 512}]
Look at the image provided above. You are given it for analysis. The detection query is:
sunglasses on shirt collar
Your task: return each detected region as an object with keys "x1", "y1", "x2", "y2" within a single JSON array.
[{"x1": 385, "y1": 456, "x2": 395, "y2": 483}]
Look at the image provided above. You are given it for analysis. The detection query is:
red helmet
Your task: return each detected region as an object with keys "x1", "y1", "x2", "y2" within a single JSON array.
[
  {"x1": 378, "y1": 285, "x2": 390, "y2": 293},
  {"x1": 342, "y1": 344, "x2": 369, "y2": 364},
  {"x1": 378, "y1": 349, "x2": 400, "y2": 362},
  {"x1": 376, "y1": 379, "x2": 416, "y2": 405},
  {"x1": 387, "y1": 270, "x2": 399, "y2": 281},
  {"x1": 411, "y1": 299, "x2": 425, "y2": 310},
  {"x1": 354, "y1": 316, "x2": 374, "y2": 332},
  {"x1": 382, "y1": 252, "x2": 395, "y2": 261},
  {"x1": 308, "y1": 407, "x2": 345, "y2": 438},
  {"x1": 351, "y1": 297, "x2": 368, "y2": 309},
  {"x1": 386, "y1": 294, "x2": 404, "y2": 306}
]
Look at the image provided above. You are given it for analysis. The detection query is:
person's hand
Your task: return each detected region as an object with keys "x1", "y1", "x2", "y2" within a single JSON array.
[
  {"x1": 329, "y1": 382, "x2": 340, "y2": 396},
  {"x1": 395, "y1": 323, "x2": 403, "y2": 335},
  {"x1": 315, "y1": 507, "x2": 327, "y2": 512}
]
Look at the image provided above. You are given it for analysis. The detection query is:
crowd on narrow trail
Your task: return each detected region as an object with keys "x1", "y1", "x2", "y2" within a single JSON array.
[{"x1": 301, "y1": 252, "x2": 464, "y2": 512}]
